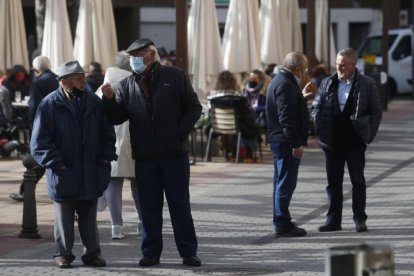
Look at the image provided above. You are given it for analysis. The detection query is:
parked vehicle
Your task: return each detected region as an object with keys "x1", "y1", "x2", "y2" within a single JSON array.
[{"x1": 357, "y1": 28, "x2": 412, "y2": 96}]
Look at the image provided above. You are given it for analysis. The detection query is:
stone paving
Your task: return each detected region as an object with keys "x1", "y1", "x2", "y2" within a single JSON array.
[{"x1": 0, "y1": 98, "x2": 413, "y2": 275}]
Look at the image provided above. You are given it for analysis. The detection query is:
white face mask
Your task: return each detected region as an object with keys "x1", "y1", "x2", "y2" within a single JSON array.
[
  {"x1": 130, "y1": 51, "x2": 151, "y2": 73},
  {"x1": 130, "y1": 56, "x2": 146, "y2": 73}
]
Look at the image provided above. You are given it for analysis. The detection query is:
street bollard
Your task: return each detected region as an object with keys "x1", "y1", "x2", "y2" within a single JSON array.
[{"x1": 19, "y1": 152, "x2": 41, "y2": 239}]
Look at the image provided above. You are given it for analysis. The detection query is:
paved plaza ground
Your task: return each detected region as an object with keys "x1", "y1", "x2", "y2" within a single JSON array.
[{"x1": 0, "y1": 98, "x2": 413, "y2": 275}]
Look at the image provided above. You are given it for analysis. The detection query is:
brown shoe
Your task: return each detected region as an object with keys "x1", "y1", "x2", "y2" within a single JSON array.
[
  {"x1": 83, "y1": 255, "x2": 106, "y2": 267},
  {"x1": 54, "y1": 256, "x2": 72, "y2": 268}
]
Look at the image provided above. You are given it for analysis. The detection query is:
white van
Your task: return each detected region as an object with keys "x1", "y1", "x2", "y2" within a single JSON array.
[{"x1": 356, "y1": 28, "x2": 412, "y2": 96}]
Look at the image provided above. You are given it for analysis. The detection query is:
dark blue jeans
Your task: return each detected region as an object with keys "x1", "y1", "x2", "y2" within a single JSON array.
[
  {"x1": 270, "y1": 142, "x2": 301, "y2": 228},
  {"x1": 323, "y1": 145, "x2": 367, "y2": 225},
  {"x1": 134, "y1": 154, "x2": 198, "y2": 258}
]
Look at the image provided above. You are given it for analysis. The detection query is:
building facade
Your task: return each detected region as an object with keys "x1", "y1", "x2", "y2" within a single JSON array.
[{"x1": 21, "y1": 0, "x2": 405, "y2": 63}]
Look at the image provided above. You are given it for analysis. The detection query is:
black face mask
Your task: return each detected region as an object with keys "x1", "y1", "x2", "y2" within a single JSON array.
[
  {"x1": 68, "y1": 87, "x2": 85, "y2": 98},
  {"x1": 248, "y1": 80, "x2": 258, "y2": 88}
]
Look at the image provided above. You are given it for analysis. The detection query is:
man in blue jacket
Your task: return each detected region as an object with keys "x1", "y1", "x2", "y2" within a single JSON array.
[
  {"x1": 311, "y1": 48, "x2": 382, "y2": 233},
  {"x1": 266, "y1": 52, "x2": 310, "y2": 237},
  {"x1": 102, "y1": 38, "x2": 202, "y2": 267},
  {"x1": 31, "y1": 60, "x2": 117, "y2": 269}
]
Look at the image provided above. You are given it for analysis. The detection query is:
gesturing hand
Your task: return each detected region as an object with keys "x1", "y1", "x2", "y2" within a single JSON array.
[{"x1": 101, "y1": 83, "x2": 114, "y2": 99}]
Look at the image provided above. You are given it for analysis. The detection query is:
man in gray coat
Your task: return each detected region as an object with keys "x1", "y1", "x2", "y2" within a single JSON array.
[
  {"x1": 31, "y1": 61, "x2": 116, "y2": 268},
  {"x1": 311, "y1": 48, "x2": 382, "y2": 233}
]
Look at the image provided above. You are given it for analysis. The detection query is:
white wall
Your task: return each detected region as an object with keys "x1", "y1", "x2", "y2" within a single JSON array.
[{"x1": 140, "y1": 7, "x2": 176, "y2": 53}]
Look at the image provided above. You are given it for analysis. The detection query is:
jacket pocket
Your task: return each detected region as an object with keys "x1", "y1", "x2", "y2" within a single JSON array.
[
  {"x1": 51, "y1": 167, "x2": 79, "y2": 198},
  {"x1": 351, "y1": 115, "x2": 371, "y2": 144}
]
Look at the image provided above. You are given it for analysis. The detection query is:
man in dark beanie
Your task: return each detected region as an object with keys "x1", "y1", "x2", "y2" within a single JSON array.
[{"x1": 30, "y1": 60, "x2": 116, "y2": 269}]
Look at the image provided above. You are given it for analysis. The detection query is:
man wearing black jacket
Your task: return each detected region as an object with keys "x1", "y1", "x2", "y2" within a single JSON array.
[
  {"x1": 9, "y1": 55, "x2": 59, "y2": 202},
  {"x1": 311, "y1": 48, "x2": 382, "y2": 233},
  {"x1": 266, "y1": 52, "x2": 311, "y2": 237},
  {"x1": 101, "y1": 38, "x2": 202, "y2": 267}
]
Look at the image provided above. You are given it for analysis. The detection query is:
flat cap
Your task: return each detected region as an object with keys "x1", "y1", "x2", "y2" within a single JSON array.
[
  {"x1": 125, "y1": 38, "x2": 155, "y2": 54},
  {"x1": 56, "y1": 61, "x2": 85, "y2": 80}
]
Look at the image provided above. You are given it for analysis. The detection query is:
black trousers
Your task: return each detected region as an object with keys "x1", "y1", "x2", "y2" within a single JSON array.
[{"x1": 323, "y1": 145, "x2": 368, "y2": 224}]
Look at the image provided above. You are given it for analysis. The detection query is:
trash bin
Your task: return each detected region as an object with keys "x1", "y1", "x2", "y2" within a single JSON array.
[
  {"x1": 326, "y1": 243, "x2": 394, "y2": 276},
  {"x1": 364, "y1": 64, "x2": 388, "y2": 111}
]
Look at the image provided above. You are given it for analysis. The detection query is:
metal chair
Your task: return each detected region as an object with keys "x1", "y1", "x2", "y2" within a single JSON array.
[{"x1": 204, "y1": 107, "x2": 242, "y2": 163}]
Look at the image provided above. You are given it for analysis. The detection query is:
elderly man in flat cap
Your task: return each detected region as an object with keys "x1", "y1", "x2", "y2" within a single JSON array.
[
  {"x1": 30, "y1": 60, "x2": 117, "y2": 269},
  {"x1": 102, "y1": 38, "x2": 202, "y2": 267}
]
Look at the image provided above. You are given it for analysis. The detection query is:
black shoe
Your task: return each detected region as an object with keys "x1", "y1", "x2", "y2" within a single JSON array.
[
  {"x1": 355, "y1": 221, "x2": 368, "y2": 232},
  {"x1": 83, "y1": 255, "x2": 106, "y2": 267},
  {"x1": 318, "y1": 223, "x2": 342, "y2": 232},
  {"x1": 54, "y1": 256, "x2": 72, "y2": 269},
  {"x1": 275, "y1": 224, "x2": 307, "y2": 237},
  {"x1": 183, "y1": 256, "x2": 201, "y2": 266},
  {"x1": 9, "y1": 193, "x2": 24, "y2": 202},
  {"x1": 139, "y1": 256, "x2": 160, "y2": 267}
]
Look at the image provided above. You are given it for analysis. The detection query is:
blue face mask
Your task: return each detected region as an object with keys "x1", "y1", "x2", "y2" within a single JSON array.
[{"x1": 130, "y1": 56, "x2": 147, "y2": 73}]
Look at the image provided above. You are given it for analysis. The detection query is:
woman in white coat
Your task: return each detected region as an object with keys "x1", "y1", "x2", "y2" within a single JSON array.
[{"x1": 97, "y1": 66, "x2": 142, "y2": 239}]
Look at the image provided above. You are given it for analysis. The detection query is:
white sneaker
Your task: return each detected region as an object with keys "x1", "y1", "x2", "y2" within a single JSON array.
[
  {"x1": 111, "y1": 225, "x2": 125, "y2": 239},
  {"x1": 137, "y1": 220, "x2": 142, "y2": 236}
]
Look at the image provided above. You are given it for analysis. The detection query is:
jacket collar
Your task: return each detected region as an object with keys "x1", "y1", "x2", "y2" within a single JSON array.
[{"x1": 280, "y1": 68, "x2": 300, "y2": 87}]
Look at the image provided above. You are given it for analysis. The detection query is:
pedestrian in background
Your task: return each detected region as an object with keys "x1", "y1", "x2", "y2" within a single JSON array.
[
  {"x1": 311, "y1": 48, "x2": 382, "y2": 233},
  {"x1": 30, "y1": 60, "x2": 116, "y2": 269},
  {"x1": 97, "y1": 51, "x2": 142, "y2": 240},
  {"x1": 101, "y1": 38, "x2": 202, "y2": 267},
  {"x1": 86, "y1": 61, "x2": 105, "y2": 93},
  {"x1": 266, "y1": 51, "x2": 311, "y2": 237},
  {"x1": 242, "y1": 69, "x2": 268, "y2": 127},
  {"x1": 9, "y1": 55, "x2": 59, "y2": 202},
  {"x1": 1, "y1": 64, "x2": 31, "y2": 103}
]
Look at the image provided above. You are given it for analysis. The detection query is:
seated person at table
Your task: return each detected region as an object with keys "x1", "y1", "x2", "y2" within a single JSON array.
[
  {"x1": 206, "y1": 71, "x2": 259, "y2": 160},
  {"x1": 241, "y1": 69, "x2": 269, "y2": 129}
]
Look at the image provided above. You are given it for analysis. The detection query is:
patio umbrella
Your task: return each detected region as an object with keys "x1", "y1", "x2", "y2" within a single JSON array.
[
  {"x1": 73, "y1": 0, "x2": 117, "y2": 69},
  {"x1": 290, "y1": 0, "x2": 303, "y2": 53},
  {"x1": 222, "y1": 0, "x2": 261, "y2": 75},
  {"x1": 260, "y1": 0, "x2": 284, "y2": 65},
  {"x1": 0, "y1": 0, "x2": 29, "y2": 72},
  {"x1": 98, "y1": 0, "x2": 118, "y2": 66},
  {"x1": 278, "y1": 0, "x2": 303, "y2": 54},
  {"x1": 41, "y1": 0, "x2": 74, "y2": 71},
  {"x1": 315, "y1": 0, "x2": 336, "y2": 69},
  {"x1": 188, "y1": 0, "x2": 223, "y2": 103}
]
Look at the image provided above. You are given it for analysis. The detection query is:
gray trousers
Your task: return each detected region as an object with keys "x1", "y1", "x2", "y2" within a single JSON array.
[
  {"x1": 106, "y1": 177, "x2": 142, "y2": 226},
  {"x1": 53, "y1": 200, "x2": 101, "y2": 263}
]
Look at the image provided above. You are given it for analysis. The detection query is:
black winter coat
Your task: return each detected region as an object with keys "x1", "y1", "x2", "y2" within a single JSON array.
[
  {"x1": 311, "y1": 69, "x2": 382, "y2": 151},
  {"x1": 103, "y1": 62, "x2": 202, "y2": 160},
  {"x1": 266, "y1": 69, "x2": 309, "y2": 148},
  {"x1": 28, "y1": 70, "x2": 59, "y2": 127}
]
